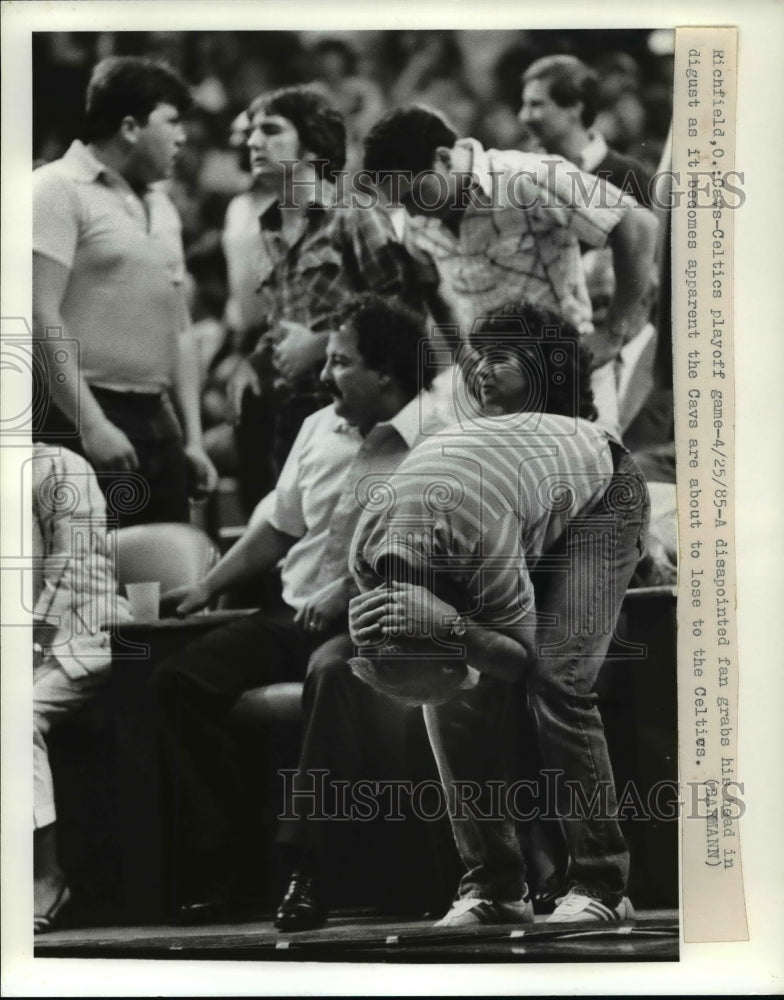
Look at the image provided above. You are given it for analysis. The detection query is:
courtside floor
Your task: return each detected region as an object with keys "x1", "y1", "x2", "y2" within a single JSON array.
[{"x1": 35, "y1": 909, "x2": 678, "y2": 962}]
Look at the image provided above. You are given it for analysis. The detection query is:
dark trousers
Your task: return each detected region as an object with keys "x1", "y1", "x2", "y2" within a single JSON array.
[
  {"x1": 34, "y1": 388, "x2": 189, "y2": 528},
  {"x1": 275, "y1": 635, "x2": 415, "y2": 865},
  {"x1": 150, "y1": 606, "x2": 344, "y2": 899}
]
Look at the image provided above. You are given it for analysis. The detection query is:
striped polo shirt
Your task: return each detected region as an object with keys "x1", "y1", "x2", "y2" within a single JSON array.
[{"x1": 350, "y1": 413, "x2": 615, "y2": 626}]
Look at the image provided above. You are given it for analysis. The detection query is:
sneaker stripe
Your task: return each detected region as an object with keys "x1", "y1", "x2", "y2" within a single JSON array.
[
  {"x1": 582, "y1": 900, "x2": 620, "y2": 921},
  {"x1": 437, "y1": 896, "x2": 534, "y2": 927},
  {"x1": 472, "y1": 901, "x2": 505, "y2": 924},
  {"x1": 547, "y1": 890, "x2": 635, "y2": 924}
]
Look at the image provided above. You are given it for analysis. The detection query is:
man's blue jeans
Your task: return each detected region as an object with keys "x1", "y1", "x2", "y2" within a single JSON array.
[{"x1": 423, "y1": 445, "x2": 650, "y2": 903}]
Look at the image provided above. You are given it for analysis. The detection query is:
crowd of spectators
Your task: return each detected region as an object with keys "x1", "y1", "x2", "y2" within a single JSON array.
[
  {"x1": 34, "y1": 30, "x2": 674, "y2": 487},
  {"x1": 31, "y1": 31, "x2": 678, "y2": 934},
  {"x1": 32, "y1": 29, "x2": 677, "y2": 522},
  {"x1": 34, "y1": 31, "x2": 674, "y2": 174}
]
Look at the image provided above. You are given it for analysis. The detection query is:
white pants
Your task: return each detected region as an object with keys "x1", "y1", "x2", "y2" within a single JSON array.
[{"x1": 33, "y1": 657, "x2": 108, "y2": 829}]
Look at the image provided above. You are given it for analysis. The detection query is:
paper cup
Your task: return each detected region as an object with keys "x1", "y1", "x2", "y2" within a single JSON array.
[{"x1": 126, "y1": 581, "x2": 161, "y2": 621}]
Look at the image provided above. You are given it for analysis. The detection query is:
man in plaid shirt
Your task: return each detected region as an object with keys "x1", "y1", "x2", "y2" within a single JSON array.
[
  {"x1": 225, "y1": 87, "x2": 421, "y2": 510},
  {"x1": 363, "y1": 105, "x2": 658, "y2": 434}
]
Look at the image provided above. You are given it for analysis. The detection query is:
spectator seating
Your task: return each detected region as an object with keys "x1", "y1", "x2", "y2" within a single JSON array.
[
  {"x1": 50, "y1": 555, "x2": 678, "y2": 923},
  {"x1": 112, "y1": 521, "x2": 220, "y2": 596}
]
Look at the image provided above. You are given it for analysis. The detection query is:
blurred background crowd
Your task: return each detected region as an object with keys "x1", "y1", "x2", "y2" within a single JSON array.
[{"x1": 34, "y1": 27, "x2": 674, "y2": 242}]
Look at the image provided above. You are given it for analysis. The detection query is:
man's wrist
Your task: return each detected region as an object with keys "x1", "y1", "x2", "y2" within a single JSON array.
[
  {"x1": 440, "y1": 610, "x2": 466, "y2": 641},
  {"x1": 81, "y1": 410, "x2": 113, "y2": 437},
  {"x1": 200, "y1": 575, "x2": 218, "y2": 603},
  {"x1": 449, "y1": 613, "x2": 467, "y2": 637}
]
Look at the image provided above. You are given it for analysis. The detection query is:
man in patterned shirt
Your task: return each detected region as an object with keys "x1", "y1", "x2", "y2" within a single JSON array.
[
  {"x1": 225, "y1": 87, "x2": 421, "y2": 507},
  {"x1": 32, "y1": 444, "x2": 131, "y2": 932},
  {"x1": 363, "y1": 105, "x2": 658, "y2": 433},
  {"x1": 349, "y1": 303, "x2": 650, "y2": 926}
]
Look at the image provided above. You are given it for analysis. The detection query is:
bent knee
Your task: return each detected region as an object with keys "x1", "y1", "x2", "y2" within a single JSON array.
[
  {"x1": 527, "y1": 661, "x2": 597, "y2": 706},
  {"x1": 305, "y1": 634, "x2": 355, "y2": 684}
]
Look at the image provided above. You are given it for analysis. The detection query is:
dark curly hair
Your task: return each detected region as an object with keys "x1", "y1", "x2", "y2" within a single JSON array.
[
  {"x1": 363, "y1": 105, "x2": 458, "y2": 178},
  {"x1": 249, "y1": 85, "x2": 346, "y2": 182},
  {"x1": 469, "y1": 301, "x2": 597, "y2": 421},
  {"x1": 522, "y1": 55, "x2": 599, "y2": 129},
  {"x1": 84, "y1": 56, "x2": 191, "y2": 141},
  {"x1": 341, "y1": 293, "x2": 434, "y2": 400}
]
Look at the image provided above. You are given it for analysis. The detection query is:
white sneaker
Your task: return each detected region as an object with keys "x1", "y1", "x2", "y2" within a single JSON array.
[
  {"x1": 435, "y1": 895, "x2": 534, "y2": 928},
  {"x1": 546, "y1": 888, "x2": 635, "y2": 923}
]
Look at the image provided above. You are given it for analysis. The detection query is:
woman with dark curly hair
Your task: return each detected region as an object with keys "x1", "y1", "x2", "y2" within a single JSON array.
[{"x1": 468, "y1": 300, "x2": 598, "y2": 422}]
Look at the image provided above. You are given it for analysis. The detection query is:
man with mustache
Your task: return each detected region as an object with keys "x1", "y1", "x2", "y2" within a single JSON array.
[{"x1": 152, "y1": 294, "x2": 446, "y2": 923}]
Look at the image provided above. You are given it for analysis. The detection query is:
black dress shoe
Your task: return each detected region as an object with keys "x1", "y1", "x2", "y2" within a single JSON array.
[{"x1": 274, "y1": 871, "x2": 327, "y2": 931}]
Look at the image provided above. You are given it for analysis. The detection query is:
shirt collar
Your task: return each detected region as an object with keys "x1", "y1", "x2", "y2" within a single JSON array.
[
  {"x1": 378, "y1": 393, "x2": 446, "y2": 450},
  {"x1": 386, "y1": 396, "x2": 423, "y2": 448},
  {"x1": 60, "y1": 140, "x2": 135, "y2": 190},
  {"x1": 579, "y1": 130, "x2": 609, "y2": 173},
  {"x1": 453, "y1": 138, "x2": 496, "y2": 203},
  {"x1": 322, "y1": 402, "x2": 357, "y2": 437},
  {"x1": 259, "y1": 180, "x2": 337, "y2": 228}
]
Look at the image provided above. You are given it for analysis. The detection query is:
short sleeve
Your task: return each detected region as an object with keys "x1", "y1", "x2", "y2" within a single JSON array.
[
  {"x1": 268, "y1": 426, "x2": 307, "y2": 539},
  {"x1": 33, "y1": 169, "x2": 81, "y2": 268}
]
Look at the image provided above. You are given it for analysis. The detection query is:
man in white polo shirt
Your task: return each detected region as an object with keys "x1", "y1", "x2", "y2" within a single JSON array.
[
  {"x1": 33, "y1": 56, "x2": 216, "y2": 526},
  {"x1": 151, "y1": 294, "x2": 445, "y2": 922}
]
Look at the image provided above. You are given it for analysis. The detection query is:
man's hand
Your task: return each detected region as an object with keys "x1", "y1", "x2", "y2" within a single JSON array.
[
  {"x1": 185, "y1": 443, "x2": 218, "y2": 499},
  {"x1": 81, "y1": 419, "x2": 139, "y2": 472},
  {"x1": 349, "y1": 587, "x2": 388, "y2": 644},
  {"x1": 293, "y1": 582, "x2": 348, "y2": 635},
  {"x1": 175, "y1": 580, "x2": 213, "y2": 617},
  {"x1": 272, "y1": 322, "x2": 328, "y2": 383},
  {"x1": 226, "y1": 357, "x2": 262, "y2": 425},
  {"x1": 349, "y1": 582, "x2": 457, "y2": 644}
]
